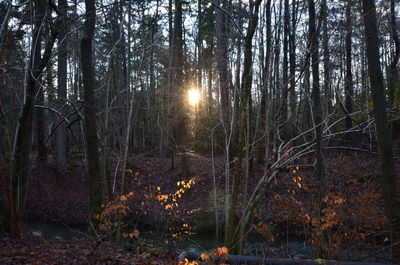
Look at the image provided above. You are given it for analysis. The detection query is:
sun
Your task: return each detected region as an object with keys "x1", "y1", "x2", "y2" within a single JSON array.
[{"x1": 188, "y1": 88, "x2": 201, "y2": 107}]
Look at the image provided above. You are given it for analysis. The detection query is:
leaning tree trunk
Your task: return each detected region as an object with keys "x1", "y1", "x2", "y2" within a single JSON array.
[
  {"x1": 81, "y1": 0, "x2": 103, "y2": 225},
  {"x1": 362, "y1": 0, "x2": 400, "y2": 258},
  {"x1": 10, "y1": 0, "x2": 57, "y2": 237}
]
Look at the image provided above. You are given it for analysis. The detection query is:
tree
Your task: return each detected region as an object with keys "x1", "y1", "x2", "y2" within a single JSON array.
[
  {"x1": 345, "y1": 0, "x2": 353, "y2": 130},
  {"x1": 81, "y1": 0, "x2": 103, "y2": 224},
  {"x1": 10, "y1": 0, "x2": 58, "y2": 237},
  {"x1": 257, "y1": 0, "x2": 272, "y2": 164},
  {"x1": 35, "y1": 72, "x2": 48, "y2": 172},
  {"x1": 361, "y1": 0, "x2": 400, "y2": 257},
  {"x1": 214, "y1": 0, "x2": 230, "y2": 132},
  {"x1": 172, "y1": 0, "x2": 189, "y2": 178},
  {"x1": 309, "y1": 0, "x2": 328, "y2": 256},
  {"x1": 56, "y1": 0, "x2": 68, "y2": 173},
  {"x1": 289, "y1": 0, "x2": 297, "y2": 135},
  {"x1": 321, "y1": 0, "x2": 331, "y2": 113},
  {"x1": 281, "y1": 0, "x2": 289, "y2": 129},
  {"x1": 225, "y1": 0, "x2": 262, "y2": 254}
]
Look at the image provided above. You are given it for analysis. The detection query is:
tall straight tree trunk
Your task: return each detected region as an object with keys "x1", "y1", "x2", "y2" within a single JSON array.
[
  {"x1": 309, "y1": 0, "x2": 327, "y2": 256},
  {"x1": 321, "y1": 0, "x2": 331, "y2": 113},
  {"x1": 303, "y1": 52, "x2": 311, "y2": 129},
  {"x1": 166, "y1": 0, "x2": 174, "y2": 158},
  {"x1": 208, "y1": 68, "x2": 213, "y2": 116},
  {"x1": 0, "y1": 1, "x2": 12, "y2": 57},
  {"x1": 230, "y1": 30, "x2": 241, "y2": 157},
  {"x1": 57, "y1": 0, "x2": 68, "y2": 173},
  {"x1": 362, "y1": 0, "x2": 400, "y2": 257},
  {"x1": 197, "y1": 0, "x2": 202, "y2": 93},
  {"x1": 225, "y1": 0, "x2": 262, "y2": 254},
  {"x1": 289, "y1": 0, "x2": 297, "y2": 137},
  {"x1": 0, "y1": 101, "x2": 11, "y2": 164},
  {"x1": 345, "y1": 0, "x2": 353, "y2": 130},
  {"x1": 10, "y1": 0, "x2": 57, "y2": 237},
  {"x1": 214, "y1": 0, "x2": 230, "y2": 131},
  {"x1": 36, "y1": 82, "x2": 47, "y2": 172},
  {"x1": 273, "y1": 1, "x2": 282, "y2": 122},
  {"x1": 309, "y1": 0, "x2": 324, "y2": 194},
  {"x1": 257, "y1": 0, "x2": 272, "y2": 164},
  {"x1": 81, "y1": 0, "x2": 103, "y2": 224},
  {"x1": 172, "y1": 0, "x2": 189, "y2": 178},
  {"x1": 281, "y1": 0, "x2": 289, "y2": 129},
  {"x1": 0, "y1": 101, "x2": 11, "y2": 236}
]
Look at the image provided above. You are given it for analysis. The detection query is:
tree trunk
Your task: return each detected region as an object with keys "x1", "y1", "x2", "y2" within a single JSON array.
[
  {"x1": 214, "y1": 0, "x2": 230, "y2": 132},
  {"x1": 197, "y1": 0, "x2": 202, "y2": 93},
  {"x1": 282, "y1": 0, "x2": 289, "y2": 125},
  {"x1": 387, "y1": 0, "x2": 400, "y2": 107},
  {"x1": 225, "y1": 0, "x2": 262, "y2": 254},
  {"x1": 321, "y1": 0, "x2": 331, "y2": 113},
  {"x1": 0, "y1": 101, "x2": 11, "y2": 164},
  {"x1": 257, "y1": 0, "x2": 272, "y2": 164},
  {"x1": 345, "y1": 0, "x2": 353, "y2": 130},
  {"x1": 81, "y1": 0, "x2": 103, "y2": 224},
  {"x1": 309, "y1": 0, "x2": 327, "y2": 257},
  {"x1": 0, "y1": 101, "x2": 11, "y2": 236},
  {"x1": 172, "y1": 0, "x2": 189, "y2": 178},
  {"x1": 36, "y1": 81, "x2": 47, "y2": 172},
  {"x1": 388, "y1": 0, "x2": 400, "y2": 107},
  {"x1": 0, "y1": 1, "x2": 12, "y2": 58},
  {"x1": 289, "y1": 0, "x2": 297, "y2": 138},
  {"x1": 362, "y1": 0, "x2": 400, "y2": 257},
  {"x1": 10, "y1": 0, "x2": 57, "y2": 237},
  {"x1": 56, "y1": 0, "x2": 68, "y2": 173}
]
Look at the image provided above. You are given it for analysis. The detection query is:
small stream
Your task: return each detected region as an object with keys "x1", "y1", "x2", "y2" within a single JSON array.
[
  {"x1": 24, "y1": 221, "x2": 395, "y2": 263},
  {"x1": 24, "y1": 221, "x2": 88, "y2": 240},
  {"x1": 24, "y1": 221, "x2": 312, "y2": 258}
]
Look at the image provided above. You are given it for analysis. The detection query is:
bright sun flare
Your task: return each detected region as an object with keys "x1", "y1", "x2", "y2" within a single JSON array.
[{"x1": 188, "y1": 89, "x2": 200, "y2": 106}]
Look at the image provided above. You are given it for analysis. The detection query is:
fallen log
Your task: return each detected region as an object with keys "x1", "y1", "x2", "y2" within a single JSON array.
[{"x1": 183, "y1": 252, "x2": 394, "y2": 265}]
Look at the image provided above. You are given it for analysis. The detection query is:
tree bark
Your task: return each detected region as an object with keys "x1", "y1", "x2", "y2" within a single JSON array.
[
  {"x1": 10, "y1": 0, "x2": 57, "y2": 237},
  {"x1": 226, "y1": 0, "x2": 262, "y2": 254},
  {"x1": 56, "y1": 0, "x2": 68, "y2": 173},
  {"x1": 281, "y1": 0, "x2": 289, "y2": 129},
  {"x1": 257, "y1": 0, "x2": 272, "y2": 164},
  {"x1": 289, "y1": 0, "x2": 297, "y2": 138},
  {"x1": 309, "y1": 0, "x2": 327, "y2": 256},
  {"x1": 214, "y1": 0, "x2": 230, "y2": 132},
  {"x1": 172, "y1": 0, "x2": 189, "y2": 178},
  {"x1": 321, "y1": 0, "x2": 331, "y2": 113},
  {"x1": 81, "y1": 0, "x2": 103, "y2": 224},
  {"x1": 345, "y1": 0, "x2": 353, "y2": 130},
  {"x1": 362, "y1": 0, "x2": 400, "y2": 257},
  {"x1": 36, "y1": 80, "x2": 47, "y2": 172},
  {"x1": 387, "y1": 0, "x2": 400, "y2": 107}
]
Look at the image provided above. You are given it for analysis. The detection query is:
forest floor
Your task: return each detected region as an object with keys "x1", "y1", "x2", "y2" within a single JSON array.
[
  {"x1": 1, "y1": 151, "x2": 400, "y2": 264},
  {"x1": 0, "y1": 235, "x2": 182, "y2": 265}
]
